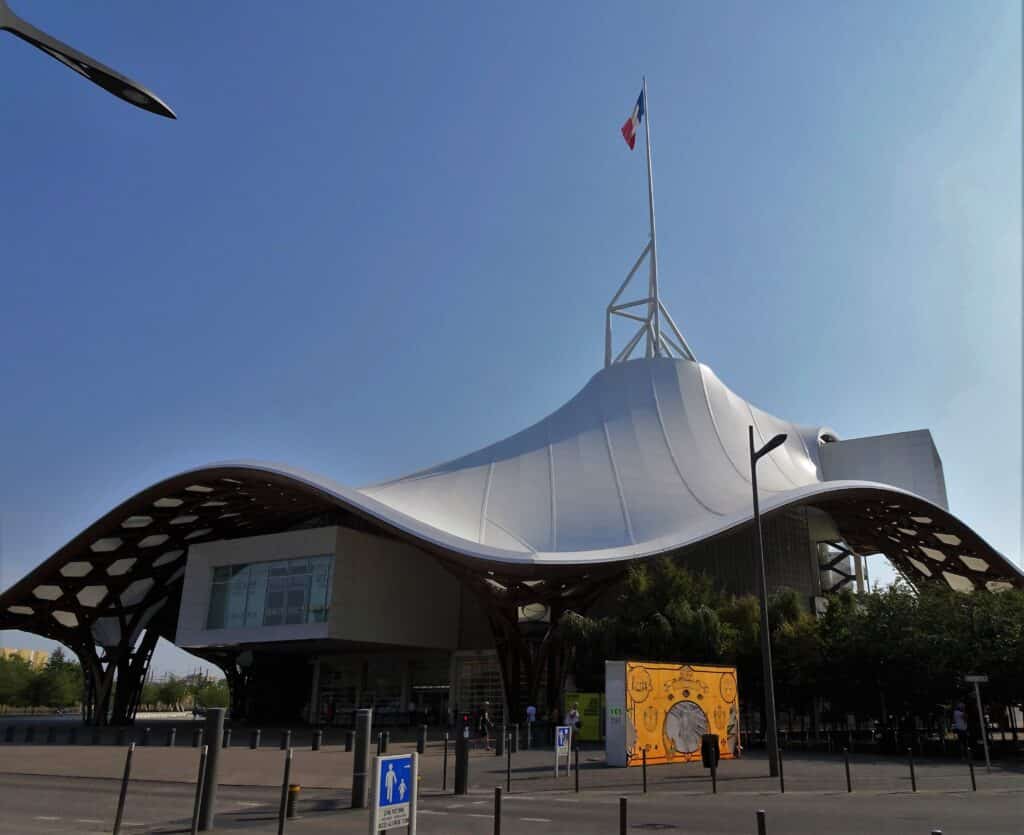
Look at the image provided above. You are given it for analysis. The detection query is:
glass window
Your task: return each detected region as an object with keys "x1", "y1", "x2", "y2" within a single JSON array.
[{"x1": 206, "y1": 553, "x2": 334, "y2": 629}]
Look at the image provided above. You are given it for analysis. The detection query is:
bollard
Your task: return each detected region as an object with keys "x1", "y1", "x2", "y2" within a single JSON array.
[
  {"x1": 198, "y1": 707, "x2": 225, "y2": 831},
  {"x1": 344, "y1": 729, "x2": 354, "y2": 752},
  {"x1": 376, "y1": 731, "x2": 384, "y2": 756},
  {"x1": 192, "y1": 727, "x2": 202, "y2": 748},
  {"x1": 968, "y1": 744, "x2": 977, "y2": 791},
  {"x1": 442, "y1": 733, "x2": 449, "y2": 791},
  {"x1": 142, "y1": 727, "x2": 151, "y2": 747},
  {"x1": 506, "y1": 733, "x2": 512, "y2": 792},
  {"x1": 619, "y1": 797, "x2": 627, "y2": 835},
  {"x1": 642, "y1": 747, "x2": 648, "y2": 793},
  {"x1": 25, "y1": 726, "x2": 35, "y2": 744},
  {"x1": 251, "y1": 729, "x2": 261, "y2": 750},
  {"x1": 931, "y1": 831, "x2": 942, "y2": 835},
  {"x1": 844, "y1": 747, "x2": 852, "y2": 793},
  {"x1": 527, "y1": 721, "x2": 532, "y2": 750},
  {"x1": 574, "y1": 747, "x2": 580, "y2": 793},
  {"x1": 351, "y1": 708, "x2": 372, "y2": 809},
  {"x1": 46, "y1": 726, "x2": 56, "y2": 744},
  {"x1": 493, "y1": 786, "x2": 502, "y2": 835},
  {"x1": 280, "y1": 729, "x2": 291, "y2": 751},
  {"x1": 496, "y1": 724, "x2": 505, "y2": 757},
  {"x1": 417, "y1": 724, "x2": 427, "y2": 754},
  {"x1": 710, "y1": 750, "x2": 717, "y2": 794},
  {"x1": 190, "y1": 744, "x2": 208, "y2": 835},
  {"x1": 778, "y1": 744, "x2": 785, "y2": 794},
  {"x1": 908, "y1": 747, "x2": 917, "y2": 793},
  {"x1": 383, "y1": 730, "x2": 390, "y2": 753},
  {"x1": 69, "y1": 726, "x2": 78, "y2": 745},
  {"x1": 512, "y1": 723, "x2": 519, "y2": 753},
  {"x1": 167, "y1": 727, "x2": 176, "y2": 747},
  {"x1": 277, "y1": 749, "x2": 293, "y2": 835},
  {"x1": 222, "y1": 728, "x2": 232, "y2": 749},
  {"x1": 312, "y1": 728, "x2": 322, "y2": 751},
  {"x1": 3, "y1": 726, "x2": 12, "y2": 743},
  {"x1": 286, "y1": 784, "x2": 300, "y2": 819},
  {"x1": 756, "y1": 809, "x2": 767, "y2": 835},
  {"x1": 454, "y1": 721, "x2": 470, "y2": 795},
  {"x1": 112, "y1": 742, "x2": 135, "y2": 835}
]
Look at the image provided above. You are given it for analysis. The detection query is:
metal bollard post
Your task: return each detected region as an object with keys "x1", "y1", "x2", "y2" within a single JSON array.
[
  {"x1": 344, "y1": 730, "x2": 354, "y2": 752},
  {"x1": 711, "y1": 751, "x2": 717, "y2": 794},
  {"x1": 142, "y1": 727, "x2": 151, "y2": 747},
  {"x1": 112, "y1": 742, "x2": 135, "y2": 835},
  {"x1": 642, "y1": 747, "x2": 648, "y2": 793},
  {"x1": 383, "y1": 730, "x2": 390, "y2": 753},
  {"x1": 376, "y1": 731, "x2": 384, "y2": 756},
  {"x1": 286, "y1": 784, "x2": 300, "y2": 819},
  {"x1": 277, "y1": 748, "x2": 293, "y2": 835},
  {"x1": 512, "y1": 724, "x2": 519, "y2": 753},
  {"x1": 506, "y1": 733, "x2": 512, "y2": 792},
  {"x1": 496, "y1": 725, "x2": 505, "y2": 757},
  {"x1": 844, "y1": 747, "x2": 852, "y2": 792},
  {"x1": 280, "y1": 729, "x2": 291, "y2": 751},
  {"x1": 574, "y1": 747, "x2": 580, "y2": 793},
  {"x1": 493, "y1": 786, "x2": 502, "y2": 835},
  {"x1": 312, "y1": 728, "x2": 322, "y2": 751},
  {"x1": 192, "y1": 728, "x2": 202, "y2": 748},
  {"x1": 198, "y1": 707, "x2": 225, "y2": 832},
  {"x1": 619, "y1": 797, "x2": 627, "y2": 835},
  {"x1": 968, "y1": 744, "x2": 977, "y2": 791},
  {"x1": 756, "y1": 809, "x2": 767, "y2": 835},
  {"x1": 251, "y1": 729, "x2": 261, "y2": 749},
  {"x1": 190, "y1": 744, "x2": 208, "y2": 835},
  {"x1": 69, "y1": 726, "x2": 78, "y2": 745},
  {"x1": 778, "y1": 744, "x2": 785, "y2": 794},
  {"x1": 442, "y1": 733, "x2": 449, "y2": 791},
  {"x1": 351, "y1": 708, "x2": 372, "y2": 809},
  {"x1": 931, "y1": 831, "x2": 942, "y2": 835},
  {"x1": 454, "y1": 723, "x2": 470, "y2": 795},
  {"x1": 46, "y1": 726, "x2": 56, "y2": 744},
  {"x1": 908, "y1": 748, "x2": 917, "y2": 793},
  {"x1": 221, "y1": 728, "x2": 230, "y2": 749},
  {"x1": 167, "y1": 727, "x2": 177, "y2": 747},
  {"x1": 417, "y1": 724, "x2": 427, "y2": 754}
]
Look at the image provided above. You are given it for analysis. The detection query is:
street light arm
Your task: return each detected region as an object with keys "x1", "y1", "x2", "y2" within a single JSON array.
[
  {"x1": 753, "y1": 432, "x2": 787, "y2": 461},
  {"x1": 0, "y1": 0, "x2": 175, "y2": 118}
]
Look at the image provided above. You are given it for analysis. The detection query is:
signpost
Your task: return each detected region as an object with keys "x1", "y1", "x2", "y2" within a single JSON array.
[
  {"x1": 554, "y1": 725, "x2": 573, "y2": 777},
  {"x1": 965, "y1": 674, "x2": 991, "y2": 772},
  {"x1": 369, "y1": 752, "x2": 418, "y2": 834}
]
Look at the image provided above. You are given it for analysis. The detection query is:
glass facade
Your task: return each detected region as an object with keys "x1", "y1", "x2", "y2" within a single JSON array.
[{"x1": 206, "y1": 554, "x2": 333, "y2": 629}]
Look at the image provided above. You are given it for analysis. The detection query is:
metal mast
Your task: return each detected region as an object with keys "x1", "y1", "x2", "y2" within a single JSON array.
[{"x1": 605, "y1": 78, "x2": 696, "y2": 367}]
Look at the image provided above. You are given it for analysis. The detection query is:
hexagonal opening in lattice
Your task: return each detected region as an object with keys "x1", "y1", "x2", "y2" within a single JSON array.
[
  {"x1": 32, "y1": 585, "x2": 62, "y2": 600},
  {"x1": 985, "y1": 581, "x2": 1013, "y2": 593},
  {"x1": 934, "y1": 532, "x2": 962, "y2": 546},
  {"x1": 121, "y1": 515, "x2": 153, "y2": 529},
  {"x1": 52, "y1": 611, "x2": 78, "y2": 628},
  {"x1": 170, "y1": 515, "x2": 198, "y2": 526},
  {"x1": 152, "y1": 550, "x2": 184, "y2": 568},
  {"x1": 185, "y1": 484, "x2": 214, "y2": 493},
  {"x1": 120, "y1": 578, "x2": 155, "y2": 607},
  {"x1": 7, "y1": 605, "x2": 33, "y2": 615},
  {"x1": 90, "y1": 537, "x2": 122, "y2": 553},
  {"x1": 918, "y1": 545, "x2": 946, "y2": 562},
  {"x1": 910, "y1": 516, "x2": 932, "y2": 525},
  {"x1": 138, "y1": 534, "x2": 169, "y2": 549},
  {"x1": 958, "y1": 555, "x2": 989, "y2": 572},
  {"x1": 185, "y1": 528, "x2": 213, "y2": 541},
  {"x1": 942, "y1": 571, "x2": 974, "y2": 592},
  {"x1": 200, "y1": 501, "x2": 227, "y2": 508},
  {"x1": 106, "y1": 558, "x2": 137, "y2": 576},
  {"x1": 60, "y1": 561, "x2": 93, "y2": 578},
  {"x1": 907, "y1": 556, "x2": 932, "y2": 577},
  {"x1": 76, "y1": 585, "x2": 109, "y2": 607},
  {"x1": 154, "y1": 497, "x2": 184, "y2": 508},
  {"x1": 897, "y1": 528, "x2": 917, "y2": 537}
]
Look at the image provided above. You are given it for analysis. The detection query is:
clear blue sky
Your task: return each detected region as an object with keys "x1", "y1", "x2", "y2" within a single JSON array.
[{"x1": 0, "y1": 1, "x2": 1020, "y2": 675}]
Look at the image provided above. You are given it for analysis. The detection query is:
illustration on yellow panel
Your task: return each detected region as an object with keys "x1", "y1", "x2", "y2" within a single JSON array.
[{"x1": 623, "y1": 661, "x2": 739, "y2": 766}]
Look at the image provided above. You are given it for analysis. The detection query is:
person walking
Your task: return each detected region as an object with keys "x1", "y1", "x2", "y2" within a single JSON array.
[
  {"x1": 953, "y1": 702, "x2": 968, "y2": 759},
  {"x1": 477, "y1": 703, "x2": 494, "y2": 751}
]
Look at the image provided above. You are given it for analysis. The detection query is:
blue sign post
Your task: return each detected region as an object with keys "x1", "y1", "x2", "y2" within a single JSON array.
[
  {"x1": 554, "y1": 725, "x2": 573, "y2": 777},
  {"x1": 370, "y1": 752, "x2": 418, "y2": 833}
]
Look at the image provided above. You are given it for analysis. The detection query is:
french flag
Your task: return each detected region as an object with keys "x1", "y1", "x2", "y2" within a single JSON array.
[{"x1": 621, "y1": 89, "x2": 645, "y2": 150}]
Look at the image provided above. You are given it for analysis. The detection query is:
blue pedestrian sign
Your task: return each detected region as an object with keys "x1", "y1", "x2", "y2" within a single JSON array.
[
  {"x1": 554, "y1": 724, "x2": 573, "y2": 776},
  {"x1": 370, "y1": 752, "x2": 418, "y2": 833}
]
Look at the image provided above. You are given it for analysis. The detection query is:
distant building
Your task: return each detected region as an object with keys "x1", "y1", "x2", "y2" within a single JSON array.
[{"x1": 0, "y1": 647, "x2": 49, "y2": 669}]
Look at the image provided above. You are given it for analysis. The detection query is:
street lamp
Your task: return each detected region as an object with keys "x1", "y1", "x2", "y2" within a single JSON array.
[
  {"x1": 1, "y1": 0, "x2": 175, "y2": 118},
  {"x1": 749, "y1": 425, "x2": 786, "y2": 778}
]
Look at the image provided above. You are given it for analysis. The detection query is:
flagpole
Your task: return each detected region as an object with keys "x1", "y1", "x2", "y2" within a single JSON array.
[{"x1": 642, "y1": 76, "x2": 660, "y2": 357}]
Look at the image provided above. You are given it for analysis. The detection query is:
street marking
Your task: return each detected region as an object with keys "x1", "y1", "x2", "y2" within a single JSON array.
[
  {"x1": 33, "y1": 817, "x2": 60, "y2": 822},
  {"x1": 522, "y1": 817, "x2": 552, "y2": 822},
  {"x1": 75, "y1": 820, "x2": 104, "y2": 825},
  {"x1": 467, "y1": 813, "x2": 493, "y2": 818}
]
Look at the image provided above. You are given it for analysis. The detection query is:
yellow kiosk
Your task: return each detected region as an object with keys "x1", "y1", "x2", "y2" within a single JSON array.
[{"x1": 605, "y1": 660, "x2": 740, "y2": 767}]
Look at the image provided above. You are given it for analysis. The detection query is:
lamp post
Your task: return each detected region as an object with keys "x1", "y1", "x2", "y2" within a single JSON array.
[
  {"x1": 749, "y1": 425, "x2": 786, "y2": 778},
  {"x1": 0, "y1": 0, "x2": 175, "y2": 118}
]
